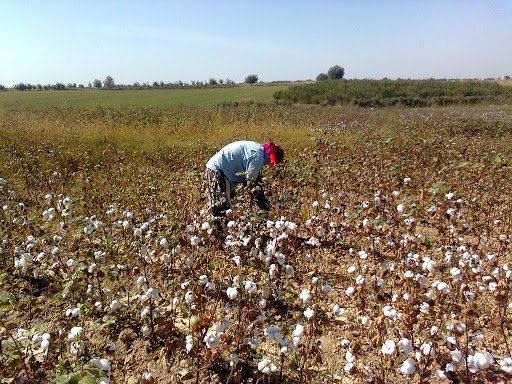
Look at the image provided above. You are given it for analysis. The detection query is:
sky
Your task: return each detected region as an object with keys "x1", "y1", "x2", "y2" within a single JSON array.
[{"x1": 1, "y1": 0, "x2": 511, "y2": 86}]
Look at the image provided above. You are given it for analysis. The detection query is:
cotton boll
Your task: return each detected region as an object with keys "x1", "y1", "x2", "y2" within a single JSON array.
[
  {"x1": 381, "y1": 339, "x2": 396, "y2": 355},
  {"x1": 399, "y1": 338, "x2": 413, "y2": 354},
  {"x1": 226, "y1": 287, "x2": 239, "y2": 300},
  {"x1": 303, "y1": 307, "x2": 314, "y2": 320},
  {"x1": 400, "y1": 358, "x2": 417, "y2": 375}
]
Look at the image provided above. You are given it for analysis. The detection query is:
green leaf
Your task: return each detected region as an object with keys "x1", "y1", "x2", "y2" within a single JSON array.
[
  {"x1": 0, "y1": 291, "x2": 16, "y2": 306},
  {"x1": 77, "y1": 373, "x2": 97, "y2": 384}
]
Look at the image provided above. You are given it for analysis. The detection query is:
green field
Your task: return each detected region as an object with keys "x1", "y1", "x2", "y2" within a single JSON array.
[{"x1": 0, "y1": 85, "x2": 288, "y2": 109}]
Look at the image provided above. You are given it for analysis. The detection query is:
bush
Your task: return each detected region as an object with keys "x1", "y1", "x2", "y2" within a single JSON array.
[{"x1": 273, "y1": 79, "x2": 512, "y2": 107}]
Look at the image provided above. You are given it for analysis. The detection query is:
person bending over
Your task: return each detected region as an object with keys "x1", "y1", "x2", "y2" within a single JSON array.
[{"x1": 205, "y1": 140, "x2": 284, "y2": 226}]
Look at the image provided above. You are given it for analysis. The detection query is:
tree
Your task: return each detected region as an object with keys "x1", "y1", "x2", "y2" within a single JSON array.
[
  {"x1": 245, "y1": 74, "x2": 258, "y2": 85},
  {"x1": 327, "y1": 65, "x2": 345, "y2": 80},
  {"x1": 103, "y1": 75, "x2": 115, "y2": 89},
  {"x1": 505, "y1": 75, "x2": 511, "y2": 80},
  {"x1": 209, "y1": 78, "x2": 218, "y2": 85},
  {"x1": 219, "y1": 79, "x2": 224, "y2": 85},
  {"x1": 316, "y1": 73, "x2": 328, "y2": 81},
  {"x1": 93, "y1": 79, "x2": 102, "y2": 88},
  {"x1": 15, "y1": 83, "x2": 27, "y2": 91},
  {"x1": 0, "y1": 84, "x2": 6, "y2": 91}
]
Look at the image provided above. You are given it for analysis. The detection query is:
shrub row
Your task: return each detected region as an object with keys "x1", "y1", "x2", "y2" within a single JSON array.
[{"x1": 273, "y1": 79, "x2": 512, "y2": 107}]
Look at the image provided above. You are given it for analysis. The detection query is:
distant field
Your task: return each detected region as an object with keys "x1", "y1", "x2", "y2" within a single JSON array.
[{"x1": 0, "y1": 85, "x2": 288, "y2": 109}]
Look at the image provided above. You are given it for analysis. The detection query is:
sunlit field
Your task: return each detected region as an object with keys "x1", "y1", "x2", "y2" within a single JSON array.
[
  {"x1": 1, "y1": 103, "x2": 512, "y2": 383},
  {"x1": 0, "y1": 85, "x2": 289, "y2": 109}
]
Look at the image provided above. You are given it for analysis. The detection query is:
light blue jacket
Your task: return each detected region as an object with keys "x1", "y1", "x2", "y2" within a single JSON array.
[{"x1": 206, "y1": 141, "x2": 269, "y2": 188}]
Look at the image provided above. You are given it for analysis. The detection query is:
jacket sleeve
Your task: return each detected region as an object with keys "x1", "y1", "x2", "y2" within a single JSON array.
[{"x1": 245, "y1": 155, "x2": 264, "y2": 181}]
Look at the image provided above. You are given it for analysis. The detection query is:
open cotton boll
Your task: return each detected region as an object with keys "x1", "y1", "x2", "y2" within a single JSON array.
[
  {"x1": 258, "y1": 358, "x2": 278, "y2": 374},
  {"x1": 400, "y1": 358, "x2": 417, "y2": 375},
  {"x1": 226, "y1": 287, "x2": 239, "y2": 300},
  {"x1": 381, "y1": 339, "x2": 396, "y2": 355}
]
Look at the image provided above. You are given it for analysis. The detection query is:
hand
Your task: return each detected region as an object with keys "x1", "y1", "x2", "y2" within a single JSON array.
[{"x1": 257, "y1": 199, "x2": 271, "y2": 211}]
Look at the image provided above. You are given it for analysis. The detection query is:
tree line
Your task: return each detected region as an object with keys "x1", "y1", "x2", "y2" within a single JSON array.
[{"x1": 0, "y1": 74, "x2": 262, "y2": 92}]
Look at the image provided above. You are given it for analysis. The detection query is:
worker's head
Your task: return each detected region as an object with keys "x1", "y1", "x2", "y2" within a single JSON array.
[{"x1": 264, "y1": 142, "x2": 285, "y2": 167}]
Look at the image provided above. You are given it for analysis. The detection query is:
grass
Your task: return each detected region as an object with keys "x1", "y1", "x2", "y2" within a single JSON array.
[{"x1": 0, "y1": 84, "x2": 289, "y2": 110}]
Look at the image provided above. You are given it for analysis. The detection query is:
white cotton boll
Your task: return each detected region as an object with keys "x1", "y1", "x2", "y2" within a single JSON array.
[
  {"x1": 381, "y1": 339, "x2": 396, "y2": 355},
  {"x1": 141, "y1": 325, "x2": 151, "y2": 336},
  {"x1": 345, "y1": 349, "x2": 356, "y2": 364},
  {"x1": 404, "y1": 270, "x2": 415, "y2": 279},
  {"x1": 397, "y1": 204, "x2": 404, "y2": 213},
  {"x1": 147, "y1": 288, "x2": 160, "y2": 301},
  {"x1": 244, "y1": 280, "x2": 257, "y2": 294},
  {"x1": 303, "y1": 307, "x2": 314, "y2": 320},
  {"x1": 435, "y1": 369, "x2": 448, "y2": 380},
  {"x1": 383, "y1": 305, "x2": 397, "y2": 320},
  {"x1": 268, "y1": 264, "x2": 278, "y2": 279},
  {"x1": 399, "y1": 338, "x2": 412, "y2": 354},
  {"x1": 226, "y1": 287, "x2": 239, "y2": 300},
  {"x1": 199, "y1": 275, "x2": 209, "y2": 285},
  {"x1": 185, "y1": 335, "x2": 194, "y2": 352},
  {"x1": 333, "y1": 304, "x2": 345, "y2": 316},
  {"x1": 41, "y1": 339, "x2": 50, "y2": 350},
  {"x1": 355, "y1": 275, "x2": 365, "y2": 285},
  {"x1": 66, "y1": 258, "x2": 75, "y2": 268},
  {"x1": 299, "y1": 289, "x2": 311, "y2": 303},
  {"x1": 88, "y1": 263, "x2": 97, "y2": 273},
  {"x1": 361, "y1": 315, "x2": 369, "y2": 326},
  {"x1": 276, "y1": 253, "x2": 285, "y2": 265},
  {"x1": 201, "y1": 222, "x2": 210, "y2": 230},
  {"x1": 345, "y1": 286, "x2": 355, "y2": 297},
  {"x1": 284, "y1": 264, "x2": 294, "y2": 276},
  {"x1": 421, "y1": 343, "x2": 434, "y2": 357},
  {"x1": 159, "y1": 237, "x2": 169, "y2": 248},
  {"x1": 184, "y1": 291, "x2": 194, "y2": 304},
  {"x1": 67, "y1": 326, "x2": 84, "y2": 340},
  {"x1": 344, "y1": 362, "x2": 356, "y2": 374},
  {"x1": 400, "y1": 358, "x2": 417, "y2": 375},
  {"x1": 474, "y1": 352, "x2": 494, "y2": 370},
  {"x1": 422, "y1": 258, "x2": 436, "y2": 273},
  {"x1": 91, "y1": 358, "x2": 111, "y2": 372},
  {"x1": 358, "y1": 250, "x2": 368, "y2": 259},
  {"x1": 258, "y1": 358, "x2": 278, "y2": 374},
  {"x1": 110, "y1": 300, "x2": 121, "y2": 311},
  {"x1": 347, "y1": 265, "x2": 356, "y2": 274},
  {"x1": 189, "y1": 236, "x2": 200, "y2": 246},
  {"x1": 293, "y1": 324, "x2": 305, "y2": 338},
  {"x1": 437, "y1": 282, "x2": 450, "y2": 294}
]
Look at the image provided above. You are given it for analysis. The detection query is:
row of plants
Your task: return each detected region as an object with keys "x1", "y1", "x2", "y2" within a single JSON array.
[{"x1": 273, "y1": 79, "x2": 512, "y2": 107}]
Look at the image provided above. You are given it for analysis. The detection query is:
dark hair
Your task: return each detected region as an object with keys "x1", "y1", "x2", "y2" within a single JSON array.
[{"x1": 275, "y1": 146, "x2": 285, "y2": 163}]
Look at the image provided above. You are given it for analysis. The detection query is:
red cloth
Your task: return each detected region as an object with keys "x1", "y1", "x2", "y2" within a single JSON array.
[{"x1": 263, "y1": 142, "x2": 278, "y2": 166}]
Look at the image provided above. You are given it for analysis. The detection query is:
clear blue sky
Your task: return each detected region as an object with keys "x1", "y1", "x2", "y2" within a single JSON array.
[{"x1": 1, "y1": 0, "x2": 511, "y2": 86}]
